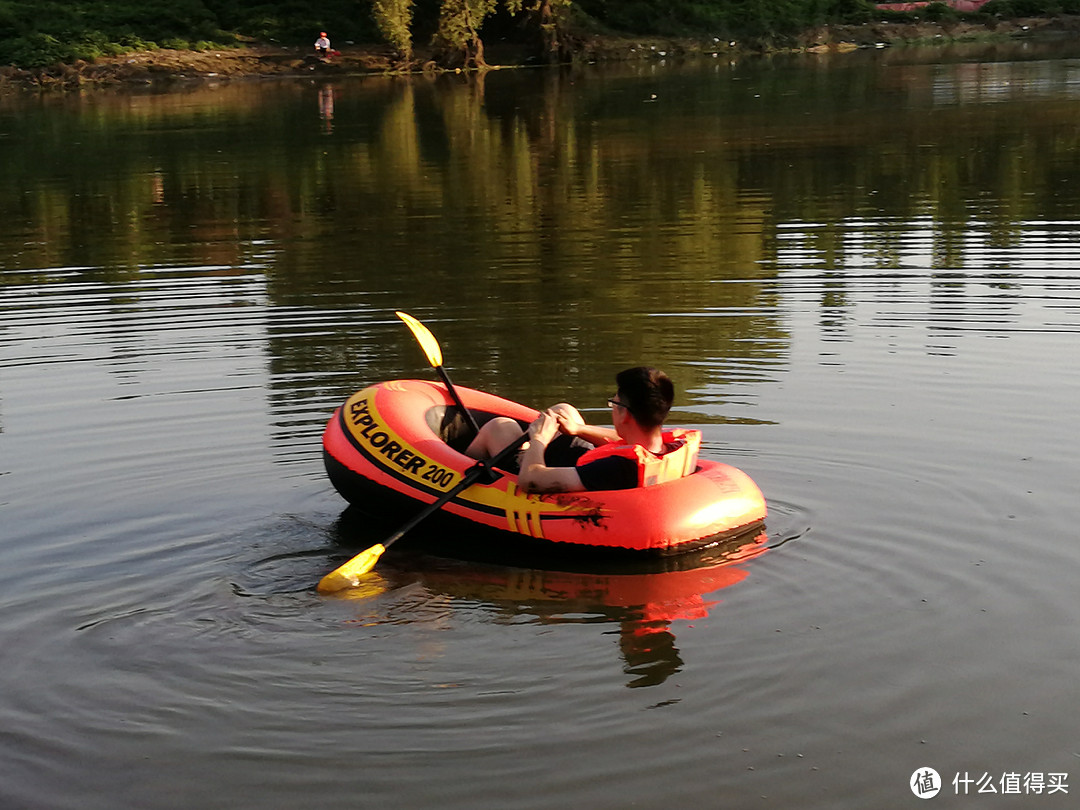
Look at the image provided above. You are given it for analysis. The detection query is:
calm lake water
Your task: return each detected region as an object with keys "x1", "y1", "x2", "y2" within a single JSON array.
[{"x1": 3, "y1": 39, "x2": 1080, "y2": 808}]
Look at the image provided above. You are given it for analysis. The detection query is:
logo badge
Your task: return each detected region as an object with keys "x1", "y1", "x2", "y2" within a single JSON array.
[{"x1": 911, "y1": 768, "x2": 941, "y2": 799}]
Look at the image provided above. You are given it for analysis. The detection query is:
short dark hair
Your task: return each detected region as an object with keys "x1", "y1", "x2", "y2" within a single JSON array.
[{"x1": 615, "y1": 366, "x2": 674, "y2": 429}]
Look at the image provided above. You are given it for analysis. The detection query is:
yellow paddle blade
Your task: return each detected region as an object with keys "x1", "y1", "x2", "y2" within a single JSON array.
[
  {"x1": 316, "y1": 544, "x2": 387, "y2": 594},
  {"x1": 332, "y1": 572, "x2": 390, "y2": 603},
  {"x1": 395, "y1": 311, "x2": 442, "y2": 368}
]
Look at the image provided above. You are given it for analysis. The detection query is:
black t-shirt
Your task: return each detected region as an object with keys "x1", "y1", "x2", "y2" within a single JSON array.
[{"x1": 575, "y1": 455, "x2": 639, "y2": 491}]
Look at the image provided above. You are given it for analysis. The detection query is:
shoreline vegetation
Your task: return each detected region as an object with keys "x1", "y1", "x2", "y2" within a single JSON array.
[{"x1": 2, "y1": 0, "x2": 1079, "y2": 91}]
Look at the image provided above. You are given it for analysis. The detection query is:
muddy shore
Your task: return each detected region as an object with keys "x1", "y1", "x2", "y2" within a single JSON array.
[{"x1": 3, "y1": 15, "x2": 1079, "y2": 91}]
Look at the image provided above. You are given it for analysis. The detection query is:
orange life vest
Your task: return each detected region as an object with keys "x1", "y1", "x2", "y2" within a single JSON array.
[{"x1": 575, "y1": 429, "x2": 702, "y2": 487}]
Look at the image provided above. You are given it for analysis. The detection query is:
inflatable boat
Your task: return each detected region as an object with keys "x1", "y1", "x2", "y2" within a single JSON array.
[{"x1": 323, "y1": 379, "x2": 767, "y2": 557}]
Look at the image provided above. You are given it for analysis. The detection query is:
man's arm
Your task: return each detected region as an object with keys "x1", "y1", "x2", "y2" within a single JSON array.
[
  {"x1": 561, "y1": 420, "x2": 619, "y2": 446},
  {"x1": 518, "y1": 411, "x2": 587, "y2": 493}
]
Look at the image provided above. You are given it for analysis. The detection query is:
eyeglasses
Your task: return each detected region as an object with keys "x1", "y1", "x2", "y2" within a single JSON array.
[{"x1": 607, "y1": 397, "x2": 628, "y2": 410}]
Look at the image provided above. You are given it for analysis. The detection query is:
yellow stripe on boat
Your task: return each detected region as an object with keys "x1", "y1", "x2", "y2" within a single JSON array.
[{"x1": 341, "y1": 387, "x2": 462, "y2": 493}]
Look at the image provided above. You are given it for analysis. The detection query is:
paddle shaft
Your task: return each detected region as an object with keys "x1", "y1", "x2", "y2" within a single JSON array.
[
  {"x1": 380, "y1": 430, "x2": 528, "y2": 551},
  {"x1": 434, "y1": 365, "x2": 482, "y2": 438}
]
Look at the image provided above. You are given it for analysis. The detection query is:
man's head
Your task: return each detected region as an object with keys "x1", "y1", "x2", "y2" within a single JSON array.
[{"x1": 613, "y1": 367, "x2": 674, "y2": 429}]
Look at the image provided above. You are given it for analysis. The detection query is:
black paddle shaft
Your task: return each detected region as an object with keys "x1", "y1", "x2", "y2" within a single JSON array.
[
  {"x1": 381, "y1": 430, "x2": 528, "y2": 549},
  {"x1": 434, "y1": 365, "x2": 483, "y2": 438}
]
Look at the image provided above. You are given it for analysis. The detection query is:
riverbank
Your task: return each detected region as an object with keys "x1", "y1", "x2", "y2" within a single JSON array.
[{"x1": 3, "y1": 14, "x2": 1079, "y2": 91}]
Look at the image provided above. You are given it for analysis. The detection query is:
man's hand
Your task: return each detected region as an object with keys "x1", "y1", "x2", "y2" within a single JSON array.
[
  {"x1": 528, "y1": 410, "x2": 561, "y2": 445},
  {"x1": 552, "y1": 410, "x2": 580, "y2": 437}
]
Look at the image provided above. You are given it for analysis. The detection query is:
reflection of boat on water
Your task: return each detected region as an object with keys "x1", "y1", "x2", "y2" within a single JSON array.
[{"x1": 332, "y1": 508, "x2": 768, "y2": 687}]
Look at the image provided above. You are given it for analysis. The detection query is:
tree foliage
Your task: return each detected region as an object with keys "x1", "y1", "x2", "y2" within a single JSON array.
[
  {"x1": 373, "y1": 0, "x2": 416, "y2": 58},
  {"x1": 432, "y1": 0, "x2": 496, "y2": 66},
  {"x1": 572, "y1": 0, "x2": 874, "y2": 36}
]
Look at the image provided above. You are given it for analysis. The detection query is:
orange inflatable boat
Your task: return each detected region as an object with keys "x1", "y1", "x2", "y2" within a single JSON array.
[{"x1": 323, "y1": 380, "x2": 767, "y2": 556}]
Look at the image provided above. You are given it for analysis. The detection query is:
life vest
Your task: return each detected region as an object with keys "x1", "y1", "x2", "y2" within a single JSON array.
[{"x1": 575, "y1": 429, "x2": 702, "y2": 487}]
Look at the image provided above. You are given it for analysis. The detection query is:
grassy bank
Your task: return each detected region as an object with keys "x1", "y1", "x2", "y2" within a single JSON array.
[{"x1": 0, "y1": 0, "x2": 379, "y2": 68}]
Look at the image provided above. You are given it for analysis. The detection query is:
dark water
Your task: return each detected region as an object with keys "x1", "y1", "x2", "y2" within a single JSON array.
[{"x1": 3, "y1": 40, "x2": 1080, "y2": 808}]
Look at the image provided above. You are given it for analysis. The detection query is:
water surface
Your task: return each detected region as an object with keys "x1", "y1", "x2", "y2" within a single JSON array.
[{"x1": 2, "y1": 41, "x2": 1080, "y2": 808}]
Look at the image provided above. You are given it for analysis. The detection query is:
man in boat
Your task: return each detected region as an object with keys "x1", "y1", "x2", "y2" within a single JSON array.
[{"x1": 465, "y1": 366, "x2": 699, "y2": 493}]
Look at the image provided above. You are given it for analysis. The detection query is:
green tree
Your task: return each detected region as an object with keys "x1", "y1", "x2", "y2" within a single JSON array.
[
  {"x1": 429, "y1": 0, "x2": 570, "y2": 68},
  {"x1": 432, "y1": 0, "x2": 496, "y2": 67},
  {"x1": 507, "y1": 0, "x2": 571, "y2": 63},
  {"x1": 373, "y1": 0, "x2": 415, "y2": 58}
]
